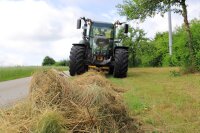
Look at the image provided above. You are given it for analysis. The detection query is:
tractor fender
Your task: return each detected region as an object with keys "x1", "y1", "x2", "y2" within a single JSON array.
[
  {"x1": 72, "y1": 43, "x2": 86, "y2": 47},
  {"x1": 72, "y1": 40, "x2": 90, "y2": 47}
]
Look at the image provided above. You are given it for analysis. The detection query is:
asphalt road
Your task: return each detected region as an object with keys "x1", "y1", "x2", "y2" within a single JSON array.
[
  {"x1": 0, "y1": 71, "x2": 69, "y2": 107},
  {"x1": 0, "y1": 77, "x2": 31, "y2": 107}
]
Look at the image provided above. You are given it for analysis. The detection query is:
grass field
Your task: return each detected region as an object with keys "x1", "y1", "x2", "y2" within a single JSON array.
[
  {"x1": 109, "y1": 67, "x2": 200, "y2": 132},
  {"x1": 0, "y1": 66, "x2": 68, "y2": 82}
]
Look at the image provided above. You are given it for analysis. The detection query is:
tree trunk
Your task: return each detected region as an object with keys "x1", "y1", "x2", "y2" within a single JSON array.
[{"x1": 181, "y1": 0, "x2": 196, "y2": 72}]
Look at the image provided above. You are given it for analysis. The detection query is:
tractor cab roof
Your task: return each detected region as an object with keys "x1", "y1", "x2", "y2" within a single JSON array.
[{"x1": 92, "y1": 21, "x2": 114, "y2": 28}]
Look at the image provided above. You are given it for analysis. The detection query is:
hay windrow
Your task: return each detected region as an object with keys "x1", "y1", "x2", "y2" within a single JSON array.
[
  {"x1": 73, "y1": 71, "x2": 125, "y2": 93},
  {"x1": 0, "y1": 69, "x2": 141, "y2": 133}
]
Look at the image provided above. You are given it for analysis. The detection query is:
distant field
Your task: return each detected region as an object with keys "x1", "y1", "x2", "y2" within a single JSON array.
[
  {"x1": 0, "y1": 66, "x2": 68, "y2": 82},
  {"x1": 109, "y1": 67, "x2": 200, "y2": 132}
]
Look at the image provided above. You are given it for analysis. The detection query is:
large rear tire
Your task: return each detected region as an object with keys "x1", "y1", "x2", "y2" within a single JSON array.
[
  {"x1": 69, "y1": 45, "x2": 86, "y2": 76},
  {"x1": 113, "y1": 49, "x2": 128, "y2": 78}
]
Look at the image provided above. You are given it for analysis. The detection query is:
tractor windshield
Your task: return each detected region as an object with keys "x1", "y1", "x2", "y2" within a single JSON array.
[
  {"x1": 89, "y1": 22, "x2": 114, "y2": 55},
  {"x1": 90, "y1": 22, "x2": 114, "y2": 39},
  {"x1": 91, "y1": 27, "x2": 114, "y2": 38}
]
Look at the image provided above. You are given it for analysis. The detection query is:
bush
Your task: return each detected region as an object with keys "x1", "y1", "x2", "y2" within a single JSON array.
[
  {"x1": 196, "y1": 52, "x2": 200, "y2": 71},
  {"x1": 170, "y1": 70, "x2": 181, "y2": 77},
  {"x1": 121, "y1": 18, "x2": 200, "y2": 70},
  {"x1": 54, "y1": 60, "x2": 69, "y2": 66},
  {"x1": 42, "y1": 56, "x2": 56, "y2": 66}
]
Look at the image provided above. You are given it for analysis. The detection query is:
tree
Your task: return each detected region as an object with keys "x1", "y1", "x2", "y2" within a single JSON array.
[
  {"x1": 42, "y1": 56, "x2": 56, "y2": 66},
  {"x1": 54, "y1": 60, "x2": 69, "y2": 66},
  {"x1": 118, "y1": 26, "x2": 156, "y2": 67},
  {"x1": 117, "y1": 0, "x2": 196, "y2": 72}
]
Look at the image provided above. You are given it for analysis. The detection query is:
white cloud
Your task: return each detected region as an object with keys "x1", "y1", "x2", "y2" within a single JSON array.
[
  {"x1": 0, "y1": 0, "x2": 90, "y2": 66},
  {"x1": 0, "y1": 0, "x2": 199, "y2": 66},
  {"x1": 104, "y1": 0, "x2": 200, "y2": 39},
  {"x1": 101, "y1": 9, "x2": 126, "y2": 23},
  {"x1": 138, "y1": 0, "x2": 200, "y2": 38},
  {"x1": 0, "y1": 51, "x2": 24, "y2": 66}
]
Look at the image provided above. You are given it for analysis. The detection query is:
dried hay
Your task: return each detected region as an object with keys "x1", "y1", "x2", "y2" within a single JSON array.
[
  {"x1": 29, "y1": 69, "x2": 73, "y2": 107},
  {"x1": 73, "y1": 71, "x2": 125, "y2": 93},
  {"x1": 0, "y1": 69, "x2": 141, "y2": 133}
]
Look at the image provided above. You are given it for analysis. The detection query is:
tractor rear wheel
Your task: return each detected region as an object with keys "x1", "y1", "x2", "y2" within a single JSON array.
[
  {"x1": 69, "y1": 45, "x2": 86, "y2": 76},
  {"x1": 113, "y1": 49, "x2": 128, "y2": 78}
]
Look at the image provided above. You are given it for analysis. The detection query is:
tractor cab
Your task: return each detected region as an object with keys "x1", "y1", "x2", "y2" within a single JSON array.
[{"x1": 89, "y1": 22, "x2": 114, "y2": 61}]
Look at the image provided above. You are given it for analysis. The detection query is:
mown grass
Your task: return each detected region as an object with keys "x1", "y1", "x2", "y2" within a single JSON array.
[
  {"x1": 0, "y1": 66, "x2": 68, "y2": 82},
  {"x1": 108, "y1": 67, "x2": 200, "y2": 132}
]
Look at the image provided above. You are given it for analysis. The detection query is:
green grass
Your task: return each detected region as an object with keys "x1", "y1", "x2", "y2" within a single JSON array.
[
  {"x1": 108, "y1": 67, "x2": 200, "y2": 132},
  {"x1": 0, "y1": 66, "x2": 68, "y2": 82}
]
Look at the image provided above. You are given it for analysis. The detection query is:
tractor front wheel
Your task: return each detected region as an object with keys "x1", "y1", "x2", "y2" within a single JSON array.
[
  {"x1": 69, "y1": 45, "x2": 86, "y2": 76},
  {"x1": 113, "y1": 49, "x2": 128, "y2": 78}
]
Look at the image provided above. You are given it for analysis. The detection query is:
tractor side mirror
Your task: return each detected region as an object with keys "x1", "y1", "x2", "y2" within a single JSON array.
[
  {"x1": 77, "y1": 19, "x2": 81, "y2": 29},
  {"x1": 124, "y1": 24, "x2": 129, "y2": 33}
]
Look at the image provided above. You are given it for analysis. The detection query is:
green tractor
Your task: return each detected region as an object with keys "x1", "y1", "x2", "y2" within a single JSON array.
[{"x1": 69, "y1": 17, "x2": 129, "y2": 78}]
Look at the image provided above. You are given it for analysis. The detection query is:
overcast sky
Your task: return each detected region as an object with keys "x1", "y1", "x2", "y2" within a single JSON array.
[{"x1": 0, "y1": 0, "x2": 199, "y2": 66}]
